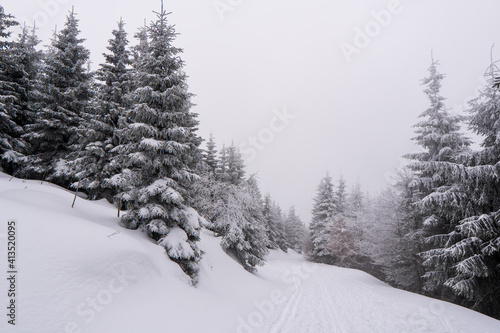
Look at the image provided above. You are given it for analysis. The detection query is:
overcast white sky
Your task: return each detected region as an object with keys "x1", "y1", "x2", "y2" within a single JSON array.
[{"x1": 5, "y1": 0, "x2": 500, "y2": 222}]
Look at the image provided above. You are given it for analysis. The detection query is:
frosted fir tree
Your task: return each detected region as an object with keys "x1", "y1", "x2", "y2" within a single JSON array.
[
  {"x1": 131, "y1": 23, "x2": 148, "y2": 73},
  {"x1": 356, "y1": 181, "x2": 423, "y2": 289},
  {"x1": 217, "y1": 143, "x2": 245, "y2": 184},
  {"x1": 203, "y1": 133, "x2": 218, "y2": 173},
  {"x1": 238, "y1": 176, "x2": 270, "y2": 267},
  {"x1": 405, "y1": 56, "x2": 471, "y2": 223},
  {"x1": 420, "y1": 59, "x2": 500, "y2": 316},
  {"x1": 6, "y1": 24, "x2": 44, "y2": 174},
  {"x1": 198, "y1": 175, "x2": 269, "y2": 272},
  {"x1": 22, "y1": 9, "x2": 92, "y2": 186},
  {"x1": 221, "y1": 179, "x2": 269, "y2": 273},
  {"x1": 347, "y1": 182, "x2": 364, "y2": 218},
  {"x1": 0, "y1": 9, "x2": 22, "y2": 172},
  {"x1": 328, "y1": 177, "x2": 362, "y2": 268},
  {"x1": 0, "y1": 12, "x2": 44, "y2": 174},
  {"x1": 271, "y1": 201, "x2": 289, "y2": 252},
  {"x1": 0, "y1": 5, "x2": 17, "y2": 46},
  {"x1": 335, "y1": 176, "x2": 347, "y2": 214},
  {"x1": 351, "y1": 189, "x2": 386, "y2": 279},
  {"x1": 190, "y1": 141, "x2": 270, "y2": 272},
  {"x1": 16, "y1": 23, "x2": 44, "y2": 120},
  {"x1": 285, "y1": 206, "x2": 306, "y2": 253},
  {"x1": 109, "y1": 4, "x2": 202, "y2": 281},
  {"x1": 188, "y1": 134, "x2": 220, "y2": 222},
  {"x1": 405, "y1": 56, "x2": 472, "y2": 296},
  {"x1": 217, "y1": 143, "x2": 228, "y2": 176},
  {"x1": 70, "y1": 18, "x2": 132, "y2": 200},
  {"x1": 406, "y1": 56, "x2": 471, "y2": 166},
  {"x1": 334, "y1": 182, "x2": 371, "y2": 270},
  {"x1": 263, "y1": 193, "x2": 280, "y2": 250},
  {"x1": 308, "y1": 174, "x2": 336, "y2": 263}
]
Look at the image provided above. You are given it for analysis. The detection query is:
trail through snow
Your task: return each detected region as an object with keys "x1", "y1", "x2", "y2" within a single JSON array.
[{"x1": 240, "y1": 253, "x2": 500, "y2": 333}]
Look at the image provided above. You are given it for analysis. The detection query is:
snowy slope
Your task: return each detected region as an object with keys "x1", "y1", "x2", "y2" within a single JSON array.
[{"x1": 1, "y1": 173, "x2": 499, "y2": 333}]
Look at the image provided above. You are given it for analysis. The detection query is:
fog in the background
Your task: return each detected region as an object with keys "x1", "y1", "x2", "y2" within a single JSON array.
[{"x1": 5, "y1": 0, "x2": 500, "y2": 222}]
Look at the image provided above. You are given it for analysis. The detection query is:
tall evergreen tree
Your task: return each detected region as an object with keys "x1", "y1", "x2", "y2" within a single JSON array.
[
  {"x1": 328, "y1": 177, "x2": 362, "y2": 267},
  {"x1": 263, "y1": 193, "x2": 280, "y2": 250},
  {"x1": 348, "y1": 182, "x2": 364, "y2": 218},
  {"x1": 335, "y1": 175, "x2": 347, "y2": 214},
  {"x1": 109, "y1": 4, "x2": 202, "y2": 280},
  {"x1": 7, "y1": 24, "x2": 44, "y2": 174},
  {"x1": 203, "y1": 133, "x2": 218, "y2": 173},
  {"x1": 218, "y1": 143, "x2": 244, "y2": 184},
  {"x1": 271, "y1": 201, "x2": 289, "y2": 252},
  {"x1": 17, "y1": 23, "x2": 44, "y2": 124},
  {"x1": 308, "y1": 174, "x2": 336, "y2": 263},
  {"x1": 193, "y1": 173, "x2": 269, "y2": 272},
  {"x1": 285, "y1": 206, "x2": 306, "y2": 253},
  {"x1": 405, "y1": 56, "x2": 471, "y2": 217},
  {"x1": 21, "y1": 9, "x2": 92, "y2": 185},
  {"x1": 419, "y1": 59, "x2": 500, "y2": 317},
  {"x1": 71, "y1": 18, "x2": 132, "y2": 200},
  {"x1": 0, "y1": 7, "x2": 23, "y2": 172},
  {"x1": 1, "y1": 21, "x2": 43, "y2": 175},
  {"x1": 132, "y1": 22, "x2": 148, "y2": 73},
  {"x1": 405, "y1": 56, "x2": 472, "y2": 296},
  {"x1": 386, "y1": 169, "x2": 426, "y2": 291}
]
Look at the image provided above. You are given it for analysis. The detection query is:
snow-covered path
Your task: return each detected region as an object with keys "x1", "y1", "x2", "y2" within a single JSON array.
[{"x1": 244, "y1": 254, "x2": 500, "y2": 333}]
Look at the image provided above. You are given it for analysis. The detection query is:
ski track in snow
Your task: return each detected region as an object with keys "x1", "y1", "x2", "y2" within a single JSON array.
[
  {"x1": 267, "y1": 267, "x2": 354, "y2": 333},
  {"x1": 257, "y1": 260, "x2": 500, "y2": 333}
]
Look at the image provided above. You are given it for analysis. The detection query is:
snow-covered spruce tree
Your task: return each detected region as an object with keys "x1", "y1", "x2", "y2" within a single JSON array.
[
  {"x1": 285, "y1": 206, "x2": 306, "y2": 253},
  {"x1": 334, "y1": 182, "x2": 371, "y2": 270},
  {"x1": 335, "y1": 176, "x2": 347, "y2": 215},
  {"x1": 4, "y1": 24, "x2": 45, "y2": 175},
  {"x1": 347, "y1": 182, "x2": 364, "y2": 218},
  {"x1": 354, "y1": 181, "x2": 422, "y2": 287},
  {"x1": 70, "y1": 18, "x2": 132, "y2": 200},
  {"x1": 197, "y1": 173, "x2": 269, "y2": 272},
  {"x1": 109, "y1": 5, "x2": 203, "y2": 281},
  {"x1": 188, "y1": 133, "x2": 220, "y2": 217},
  {"x1": 217, "y1": 143, "x2": 245, "y2": 184},
  {"x1": 217, "y1": 143, "x2": 228, "y2": 176},
  {"x1": 191, "y1": 141, "x2": 269, "y2": 272},
  {"x1": 131, "y1": 23, "x2": 148, "y2": 72},
  {"x1": 263, "y1": 193, "x2": 280, "y2": 249},
  {"x1": 419, "y1": 60, "x2": 500, "y2": 317},
  {"x1": 377, "y1": 167, "x2": 424, "y2": 292},
  {"x1": 270, "y1": 201, "x2": 289, "y2": 252},
  {"x1": 0, "y1": 9, "x2": 35, "y2": 174},
  {"x1": 327, "y1": 176, "x2": 363, "y2": 268},
  {"x1": 21, "y1": 9, "x2": 92, "y2": 186},
  {"x1": 404, "y1": 56, "x2": 471, "y2": 296},
  {"x1": 351, "y1": 189, "x2": 387, "y2": 279},
  {"x1": 16, "y1": 23, "x2": 44, "y2": 130},
  {"x1": 405, "y1": 56, "x2": 471, "y2": 225},
  {"x1": 239, "y1": 175, "x2": 270, "y2": 266},
  {"x1": 204, "y1": 133, "x2": 218, "y2": 173},
  {"x1": 308, "y1": 174, "x2": 336, "y2": 263}
]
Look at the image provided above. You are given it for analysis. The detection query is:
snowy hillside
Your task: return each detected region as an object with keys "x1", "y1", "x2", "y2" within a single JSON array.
[{"x1": 1, "y1": 173, "x2": 500, "y2": 333}]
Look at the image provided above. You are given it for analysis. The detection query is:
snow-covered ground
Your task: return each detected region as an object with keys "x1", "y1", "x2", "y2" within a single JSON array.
[{"x1": 1, "y1": 173, "x2": 499, "y2": 333}]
